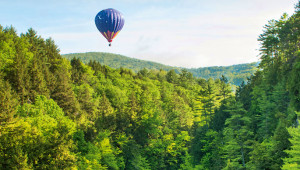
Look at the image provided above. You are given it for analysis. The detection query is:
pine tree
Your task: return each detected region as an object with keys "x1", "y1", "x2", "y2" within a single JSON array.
[
  {"x1": 4, "y1": 27, "x2": 32, "y2": 103},
  {"x1": 211, "y1": 97, "x2": 233, "y2": 132},
  {"x1": 166, "y1": 69, "x2": 178, "y2": 84},
  {"x1": 282, "y1": 112, "x2": 300, "y2": 169},
  {"x1": 76, "y1": 83, "x2": 97, "y2": 119},
  {"x1": 223, "y1": 102, "x2": 253, "y2": 169},
  {"x1": 51, "y1": 61, "x2": 81, "y2": 118},
  {"x1": 95, "y1": 94, "x2": 115, "y2": 131},
  {"x1": 28, "y1": 57, "x2": 49, "y2": 101},
  {"x1": 289, "y1": 61, "x2": 300, "y2": 110},
  {"x1": 197, "y1": 79, "x2": 217, "y2": 127},
  {"x1": 270, "y1": 117, "x2": 291, "y2": 169},
  {"x1": 71, "y1": 58, "x2": 85, "y2": 84},
  {"x1": 0, "y1": 78, "x2": 18, "y2": 124},
  {"x1": 220, "y1": 75, "x2": 232, "y2": 100}
]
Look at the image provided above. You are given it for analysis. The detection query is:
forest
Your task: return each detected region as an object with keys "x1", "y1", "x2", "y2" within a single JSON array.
[
  {"x1": 0, "y1": 3, "x2": 300, "y2": 170},
  {"x1": 63, "y1": 52, "x2": 257, "y2": 87}
]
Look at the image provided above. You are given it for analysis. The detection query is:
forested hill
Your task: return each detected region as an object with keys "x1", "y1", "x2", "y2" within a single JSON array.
[
  {"x1": 63, "y1": 52, "x2": 176, "y2": 72},
  {"x1": 1, "y1": 3, "x2": 300, "y2": 169},
  {"x1": 188, "y1": 63, "x2": 258, "y2": 86},
  {"x1": 63, "y1": 52, "x2": 257, "y2": 86}
]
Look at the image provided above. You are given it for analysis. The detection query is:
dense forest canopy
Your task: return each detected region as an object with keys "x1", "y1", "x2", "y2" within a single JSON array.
[
  {"x1": 1, "y1": 2, "x2": 300, "y2": 169},
  {"x1": 63, "y1": 52, "x2": 258, "y2": 87}
]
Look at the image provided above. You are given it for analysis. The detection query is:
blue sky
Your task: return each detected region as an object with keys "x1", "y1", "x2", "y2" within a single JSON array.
[{"x1": 0, "y1": 0, "x2": 297, "y2": 67}]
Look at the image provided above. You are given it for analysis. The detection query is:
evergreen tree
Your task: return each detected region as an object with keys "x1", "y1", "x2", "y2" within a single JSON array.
[
  {"x1": 28, "y1": 57, "x2": 49, "y2": 101},
  {"x1": 5, "y1": 29, "x2": 32, "y2": 103},
  {"x1": 51, "y1": 60, "x2": 81, "y2": 118},
  {"x1": 71, "y1": 57, "x2": 86, "y2": 84},
  {"x1": 220, "y1": 75, "x2": 232, "y2": 100},
  {"x1": 197, "y1": 79, "x2": 217, "y2": 126},
  {"x1": 96, "y1": 94, "x2": 115, "y2": 131},
  {"x1": 289, "y1": 60, "x2": 300, "y2": 110},
  {"x1": 282, "y1": 112, "x2": 300, "y2": 169},
  {"x1": 223, "y1": 102, "x2": 253, "y2": 169},
  {"x1": 166, "y1": 69, "x2": 178, "y2": 84},
  {"x1": 270, "y1": 117, "x2": 291, "y2": 169},
  {"x1": 0, "y1": 78, "x2": 18, "y2": 124}
]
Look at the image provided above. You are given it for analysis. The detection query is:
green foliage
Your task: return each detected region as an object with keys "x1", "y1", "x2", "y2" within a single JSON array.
[
  {"x1": 63, "y1": 52, "x2": 257, "y2": 86},
  {"x1": 289, "y1": 60, "x2": 300, "y2": 110},
  {"x1": 282, "y1": 112, "x2": 300, "y2": 169},
  {"x1": 1, "y1": 5, "x2": 300, "y2": 169},
  {"x1": 233, "y1": 5, "x2": 300, "y2": 169},
  {"x1": 0, "y1": 78, "x2": 18, "y2": 123},
  {"x1": 64, "y1": 52, "x2": 174, "y2": 73},
  {"x1": 223, "y1": 102, "x2": 253, "y2": 169},
  {"x1": 0, "y1": 95, "x2": 76, "y2": 169}
]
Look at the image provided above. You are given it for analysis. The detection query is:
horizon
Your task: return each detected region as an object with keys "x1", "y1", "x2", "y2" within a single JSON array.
[
  {"x1": 63, "y1": 51, "x2": 258, "y2": 69},
  {"x1": 0, "y1": 0, "x2": 297, "y2": 67}
]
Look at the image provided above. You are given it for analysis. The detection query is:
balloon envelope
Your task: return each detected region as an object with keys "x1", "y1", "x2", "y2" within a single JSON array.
[{"x1": 95, "y1": 8, "x2": 125, "y2": 44}]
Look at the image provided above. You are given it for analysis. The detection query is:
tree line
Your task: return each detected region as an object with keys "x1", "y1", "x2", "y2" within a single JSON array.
[{"x1": 63, "y1": 52, "x2": 257, "y2": 87}]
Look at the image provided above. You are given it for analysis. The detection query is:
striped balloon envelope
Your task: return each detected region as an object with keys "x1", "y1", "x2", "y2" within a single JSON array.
[{"x1": 95, "y1": 8, "x2": 125, "y2": 46}]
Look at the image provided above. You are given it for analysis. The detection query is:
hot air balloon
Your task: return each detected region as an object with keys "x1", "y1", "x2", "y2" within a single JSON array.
[{"x1": 95, "y1": 8, "x2": 125, "y2": 46}]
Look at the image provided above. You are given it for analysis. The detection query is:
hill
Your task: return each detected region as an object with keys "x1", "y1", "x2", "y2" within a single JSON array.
[
  {"x1": 187, "y1": 63, "x2": 258, "y2": 86},
  {"x1": 63, "y1": 52, "x2": 177, "y2": 72},
  {"x1": 63, "y1": 52, "x2": 258, "y2": 86}
]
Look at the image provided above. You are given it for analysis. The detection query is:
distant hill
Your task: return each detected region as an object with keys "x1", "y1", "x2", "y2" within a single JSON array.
[
  {"x1": 63, "y1": 52, "x2": 176, "y2": 72},
  {"x1": 187, "y1": 63, "x2": 258, "y2": 86},
  {"x1": 62, "y1": 52, "x2": 258, "y2": 86}
]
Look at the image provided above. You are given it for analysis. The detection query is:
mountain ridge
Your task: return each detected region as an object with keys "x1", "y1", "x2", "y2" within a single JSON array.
[{"x1": 62, "y1": 52, "x2": 258, "y2": 86}]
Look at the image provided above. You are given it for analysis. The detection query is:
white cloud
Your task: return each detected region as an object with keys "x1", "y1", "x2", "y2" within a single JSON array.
[
  {"x1": 20, "y1": 0, "x2": 297, "y2": 67},
  {"x1": 115, "y1": 0, "x2": 297, "y2": 67}
]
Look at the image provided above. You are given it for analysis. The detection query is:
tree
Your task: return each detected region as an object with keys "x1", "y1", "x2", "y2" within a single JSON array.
[
  {"x1": 211, "y1": 97, "x2": 233, "y2": 132},
  {"x1": 5, "y1": 30, "x2": 32, "y2": 103},
  {"x1": 95, "y1": 94, "x2": 115, "y2": 131},
  {"x1": 28, "y1": 57, "x2": 49, "y2": 101},
  {"x1": 247, "y1": 140, "x2": 273, "y2": 169},
  {"x1": 51, "y1": 59, "x2": 81, "y2": 118},
  {"x1": 197, "y1": 79, "x2": 217, "y2": 127},
  {"x1": 0, "y1": 78, "x2": 18, "y2": 124},
  {"x1": 289, "y1": 61, "x2": 300, "y2": 110},
  {"x1": 75, "y1": 83, "x2": 97, "y2": 119},
  {"x1": 270, "y1": 117, "x2": 291, "y2": 169},
  {"x1": 0, "y1": 96, "x2": 77, "y2": 169},
  {"x1": 223, "y1": 102, "x2": 253, "y2": 169},
  {"x1": 220, "y1": 75, "x2": 232, "y2": 100},
  {"x1": 166, "y1": 69, "x2": 178, "y2": 84},
  {"x1": 179, "y1": 69, "x2": 194, "y2": 88},
  {"x1": 71, "y1": 58, "x2": 86, "y2": 84},
  {"x1": 282, "y1": 112, "x2": 300, "y2": 169},
  {"x1": 192, "y1": 129, "x2": 224, "y2": 169}
]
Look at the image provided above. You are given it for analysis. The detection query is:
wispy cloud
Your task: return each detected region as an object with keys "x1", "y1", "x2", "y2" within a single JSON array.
[
  {"x1": 115, "y1": 0, "x2": 297, "y2": 67},
  {"x1": 2, "y1": 0, "x2": 296, "y2": 67}
]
